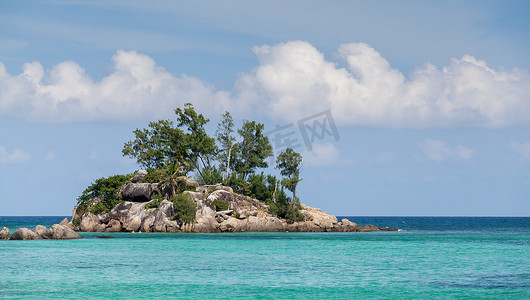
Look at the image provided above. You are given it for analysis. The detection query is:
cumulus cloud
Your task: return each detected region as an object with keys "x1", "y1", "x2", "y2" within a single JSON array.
[
  {"x1": 0, "y1": 50, "x2": 231, "y2": 122},
  {"x1": 1, "y1": 42, "x2": 529, "y2": 127},
  {"x1": 419, "y1": 139, "x2": 474, "y2": 162},
  {"x1": 234, "y1": 41, "x2": 530, "y2": 128},
  {"x1": 0, "y1": 145, "x2": 31, "y2": 164},
  {"x1": 510, "y1": 142, "x2": 530, "y2": 162}
]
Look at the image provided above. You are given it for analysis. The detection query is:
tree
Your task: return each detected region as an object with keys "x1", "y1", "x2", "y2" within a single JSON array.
[
  {"x1": 215, "y1": 111, "x2": 236, "y2": 179},
  {"x1": 233, "y1": 120, "x2": 273, "y2": 180},
  {"x1": 175, "y1": 103, "x2": 217, "y2": 178},
  {"x1": 276, "y1": 148, "x2": 303, "y2": 204},
  {"x1": 122, "y1": 120, "x2": 187, "y2": 170}
]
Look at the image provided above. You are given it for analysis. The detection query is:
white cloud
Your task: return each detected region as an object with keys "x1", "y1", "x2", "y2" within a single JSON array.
[
  {"x1": 0, "y1": 50, "x2": 231, "y2": 122},
  {"x1": 234, "y1": 41, "x2": 530, "y2": 128},
  {"x1": 419, "y1": 139, "x2": 474, "y2": 162},
  {"x1": 302, "y1": 142, "x2": 348, "y2": 167},
  {"x1": 45, "y1": 151, "x2": 55, "y2": 161},
  {"x1": 0, "y1": 145, "x2": 31, "y2": 164},
  {"x1": 510, "y1": 142, "x2": 530, "y2": 162},
  {"x1": 1, "y1": 42, "x2": 529, "y2": 127}
]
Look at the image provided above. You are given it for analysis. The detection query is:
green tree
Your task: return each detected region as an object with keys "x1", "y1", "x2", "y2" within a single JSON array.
[
  {"x1": 175, "y1": 103, "x2": 217, "y2": 178},
  {"x1": 122, "y1": 120, "x2": 187, "y2": 170},
  {"x1": 276, "y1": 148, "x2": 303, "y2": 204},
  {"x1": 215, "y1": 111, "x2": 236, "y2": 179},
  {"x1": 233, "y1": 120, "x2": 273, "y2": 180}
]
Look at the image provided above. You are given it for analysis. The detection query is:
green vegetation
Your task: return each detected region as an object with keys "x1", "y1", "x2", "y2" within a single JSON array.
[
  {"x1": 212, "y1": 199, "x2": 229, "y2": 211},
  {"x1": 77, "y1": 103, "x2": 305, "y2": 222},
  {"x1": 145, "y1": 194, "x2": 165, "y2": 209},
  {"x1": 76, "y1": 173, "x2": 134, "y2": 215},
  {"x1": 171, "y1": 194, "x2": 197, "y2": 223}
]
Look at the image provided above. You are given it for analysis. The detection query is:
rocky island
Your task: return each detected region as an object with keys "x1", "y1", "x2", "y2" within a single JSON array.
[
  {"x1": 2, "y1": 104, "x2": 396, "y2": 240},
  {"x1": 70, "y1": 170, "x2": 396, "y2": 234}
]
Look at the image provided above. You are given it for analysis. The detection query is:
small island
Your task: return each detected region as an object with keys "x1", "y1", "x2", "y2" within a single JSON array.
[{"x1": 3, "y1": 104, "x2": 396, "y2": 240}]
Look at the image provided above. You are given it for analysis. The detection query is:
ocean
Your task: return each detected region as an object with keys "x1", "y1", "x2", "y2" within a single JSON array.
[{"x1": 1, "y1": 216, "x2": 529, "y2": 299}]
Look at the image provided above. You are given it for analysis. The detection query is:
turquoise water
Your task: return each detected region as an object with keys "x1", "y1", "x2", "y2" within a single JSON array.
[{"x1": 1, "y1": 217, "x2": 529, "y2": 299}]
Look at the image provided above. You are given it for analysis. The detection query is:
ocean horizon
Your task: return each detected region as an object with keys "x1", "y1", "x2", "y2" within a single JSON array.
[{"x1": 1, "y1": 216, "x2": 529, "y2": 299}]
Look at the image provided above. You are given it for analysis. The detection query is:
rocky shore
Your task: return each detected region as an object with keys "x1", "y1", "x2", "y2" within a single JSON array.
[
  {"x1": 1, "y1": 218, "x2": 82, "y2": 240},
  {"x1": 72, "y1": 170, "x2": 397, "y2": 234},
  {"x1": 1, "y1": 170, "x2": 397, "y2": 240}
]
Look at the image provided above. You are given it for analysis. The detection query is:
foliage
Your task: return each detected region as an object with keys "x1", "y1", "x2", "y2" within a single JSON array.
[
  {"x1": 72, "y1": 218, "x2": 81, "y2": 226},
  {"x1": 76, "y1": 174, "x2": 133, "y2": 214},
  {"x1": 196, "y1": 166, "x2": 224, "y2": 185},
  {"x1": 233, "y1": 120, "x2": 273, "y2": 180},
  {"x1": 145, "y1": 194, "x2": 165, "y2": 209},
  {"x1": 170, "y1": 194, "x2": 197, "y2": 224},
  {"x1": 212, "y1": 199, "x2": 229, "y2": 211},
  {"x1": 141, "y1": 168, "x2": 167, "y2": 183},
  {"x1": 122, "y1": 120, "x2": 187, "y2": 170},
  {"x1": 276, "y1": 148, "x2": 303, "y2": 203},
  {"x1": 222, "y1": 172, "x2": 250, "y2": 195},
  {"x1": 215, "y1": 111, "x2": 236, "y2": 178},
  {"x1": 175, "y1": 103, "x2": 217, "y2": 178}
]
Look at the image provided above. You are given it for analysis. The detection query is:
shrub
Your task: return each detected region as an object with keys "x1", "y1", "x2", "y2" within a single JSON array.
[
  {"x1": 72, "y1": 218, "x2": 81, "y2": 226},
  {"x1": 212, "y1": 199, "x2": 229, "y2": 211},
  {"x1": 141, "y1": 168, "x2": 166, "y2": 183},
  {"x1": 76, "y1": 173, "x2": 134, "y2": 215},
  {"x1": 145, "y1": 194, "x2": 164, "y2": 209},
  {"x1": 170, "y1": 194, "x2": 197, "y2": 224}
]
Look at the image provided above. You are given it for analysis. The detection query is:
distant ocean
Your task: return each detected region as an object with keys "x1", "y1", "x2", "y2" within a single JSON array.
[{"x1": 1, "y1": 216, "x2": 529, "y2": 299}]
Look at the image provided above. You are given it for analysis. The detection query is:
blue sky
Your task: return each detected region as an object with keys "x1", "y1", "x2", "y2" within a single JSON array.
[{"x1": 0, "y1": 0, "x2": 529, "y2": 216}]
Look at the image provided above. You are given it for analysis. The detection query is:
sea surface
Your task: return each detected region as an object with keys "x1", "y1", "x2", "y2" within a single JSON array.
[{"x1": 0, "y1": 216, "x2": 529, "y2": 299}]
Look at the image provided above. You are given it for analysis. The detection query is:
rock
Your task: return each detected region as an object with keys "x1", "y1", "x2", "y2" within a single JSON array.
[
  {"x1": 130, "y1": 170, "x2": 148, "y2": 183},
  {"x1": 105, "y1": 219, "x2": 122, "y2": 232},
  {"x1": 10, "y1": 228, "x2": 42, "y2": 240},
  {"x1": 215, "y1": 210, "x2": 233, "y2": 216},
  {"x1": 0, "y1": 227, "x2": 10, "y2": 239},
  {"x1": 35, "y1": 225, "x2": 52, "y2": 239},
  {"x1": 356, "y1": 224, "x2": 381, "y2": 232},
  {"x1": 98, "y1": 212, "x2": 110, "y2": 224},
  {"x1": 152, "y1": 200, "x2": 174, "y2": 232},
  {"x1": 244, "y1": 216, "x2": 284, "y2": 232},
  {"x1": 340, "y1": 219, "x2": 359, "y2": 232},
  {"x1": 59, "y1": 218, "x2": 69, "y2": 226},
  {"x1": 121, "y1": 202, "x2": 148, "y2": 232},
  {"x1": 121, "y1": 182, "x2": 160, "y2": 202},
  {"x1": 49, "y1": 224, "x2": 82, "y2": 239},
  {"x1": 80, "y1": 213, "x2": 101, "y2": 232},
  {"x1": 219, "y1": 217, "x2": 243, "y2": 232}
]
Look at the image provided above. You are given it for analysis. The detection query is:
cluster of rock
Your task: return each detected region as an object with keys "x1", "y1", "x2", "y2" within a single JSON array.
[
  {"x1": 73, "y1": 170, "x2": 397, "y2": 233},
  {"x1": 2, "y1": 218, "x2": 82, "y2": 240}
]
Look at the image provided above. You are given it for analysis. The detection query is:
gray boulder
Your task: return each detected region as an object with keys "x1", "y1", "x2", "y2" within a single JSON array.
[
  {"x1": 10, "y1": 228, "x2": 42, "y2": 240},
  {"x1": 105, "y1": 219, "x2": 122, "y2": 232},
  {"x1": 35, "y1": 225, "x2": 52, "y2": 239},
  {"x1": 49, "y1": 224, "x2": 82, "y2": 239},
  {"x1": 130, "y1": 170, "x2": 148, "y2": 183},
  {"x1": 121, "y1": 182, "x2": 160, "y2": 202},
  {"x1": 80, "y1": 213, "x2": 101, "y2": 232},
  {"x1": 0, "y1": 227, "x2": 9, "y2": 239},
  {"x1": 59, "y1": 218, "x2": 69, "y2": 226}
]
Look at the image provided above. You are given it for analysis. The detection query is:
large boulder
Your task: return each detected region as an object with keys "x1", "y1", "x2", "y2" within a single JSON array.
[
  {"x1": 130, "y1": 170, "x2": 148, "y2": 183},
  {"x1": 105, "y1": 219, "x2": 122, "y2": 232},
  {"x1": 121, "y1": 182, "x2": 160, "y2": 202},
  {"x1": 10, "y1": 228, "x2": 42, "y2": 240},
  {"x1": 80, "y1": 213, "x2": 101, "y2": 232},
  {"x1": 49, "y1": 224, "x2": 82, "y2": 239},
  {"x1": 35, "y1": 225, "x2": 53, "y2": 239},
  {"x1": 0, "y1": 227, "x2": 9, "y2": 239}
]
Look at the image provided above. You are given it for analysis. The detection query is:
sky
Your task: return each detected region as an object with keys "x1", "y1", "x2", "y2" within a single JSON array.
[{"x1": 0, "y1": 0, "x2": 529, "y2": 216}]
